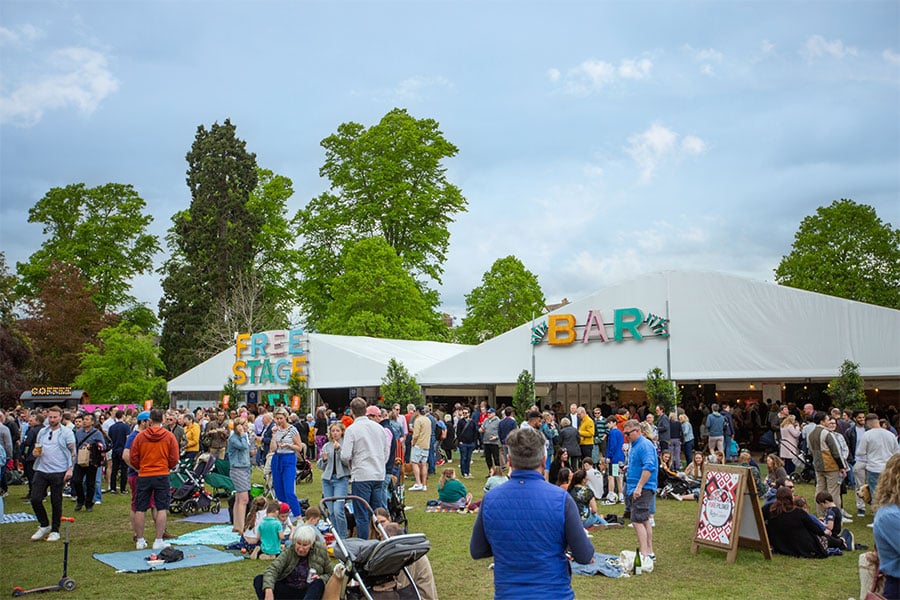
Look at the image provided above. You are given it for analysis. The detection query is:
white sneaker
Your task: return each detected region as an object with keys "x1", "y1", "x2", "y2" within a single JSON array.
[
  {"x1": 152, "y1": 539, "x2": 170, "y2": 550},
  {"x1": 31, "y1": 525, "x2": 52, "y2": 541},
  {"x1": 641, "y1": 554, "x2": 655, "y2": 573},
  {"x1": 422, "y1": 485, "x2": 427, "y2": 491},
  {"x1": 46, "y1": 532, "x2": 60, "y2": 542},
  {"x1": 409, "y1": 484, "x2": 424, "y2": 491},
  {"x1": 649, "y1": 517, "x2": 656, "y2": 527},
  {"x1": 136, "y1": 538, "x2": 148, "y2": 550}
]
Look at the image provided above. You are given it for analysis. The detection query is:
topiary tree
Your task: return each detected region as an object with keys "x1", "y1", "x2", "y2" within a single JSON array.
[
  {"x1": 381, "y1": 358, "x2": 422, "y2": 408},
  {"x1": 826, "y1": 359, "x2": 867, "y2": 411},
  {"x1": 645, "y1": 367, "x2": 680, "y2": 413},
  {"x1": 222, "y1": 377, "x2": 240, "y2": 408},
  {"x1": 513, "y1": 369, "x2": 535, "y2": 420},
  {"x1": 604, "y1": 384, "x2": 620, "y2": 408}
]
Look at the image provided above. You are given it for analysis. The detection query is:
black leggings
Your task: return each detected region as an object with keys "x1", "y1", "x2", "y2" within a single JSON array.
[{"x1": 484, "y1": 445, "x2": 500, "y2": 470}]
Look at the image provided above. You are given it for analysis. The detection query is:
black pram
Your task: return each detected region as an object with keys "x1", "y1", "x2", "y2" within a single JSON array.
[{"x1": 323, "y1": 495, "x2": 430, "y2": 600}]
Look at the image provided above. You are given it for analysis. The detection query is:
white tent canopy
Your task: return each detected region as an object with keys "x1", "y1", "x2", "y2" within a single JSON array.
[
  {"x1": 168, "y1": 271, "x2": 900, "y2": 397},
  {"x1": 416, "y1": 271, "x2": 900, "y2": 386},
  {"x1": 167, "y1": 332, "x2": 471, "y2": 393}
]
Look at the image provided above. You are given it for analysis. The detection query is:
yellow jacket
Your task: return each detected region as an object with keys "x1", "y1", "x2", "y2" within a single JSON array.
[
  {"x1": 184, "y1": 422, "x2": 201, "y2": 452},
  {"x1": 578, "y1": 416, "x2": 595, "y2": 446}
]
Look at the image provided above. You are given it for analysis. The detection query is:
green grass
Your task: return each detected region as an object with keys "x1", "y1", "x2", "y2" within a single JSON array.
[{"x1": 1, "y1": 458, "x2": 868, "y2": 599}]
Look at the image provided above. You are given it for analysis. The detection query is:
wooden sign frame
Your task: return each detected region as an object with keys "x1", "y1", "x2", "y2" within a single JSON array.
[{"x1": 690, "y1": 463, "x2": 771, "y2": 563}]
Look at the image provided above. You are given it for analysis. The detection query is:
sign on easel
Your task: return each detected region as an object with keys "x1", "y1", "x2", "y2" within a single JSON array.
[{"x1": 691, "y1": 463, "x2": 771, "y2": 563}]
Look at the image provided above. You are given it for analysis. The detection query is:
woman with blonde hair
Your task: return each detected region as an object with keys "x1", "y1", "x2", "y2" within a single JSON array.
[
  {"x1": 228, "y1": 416, "x2": 254, "y2": 534},
  {"x1": 872, "y1": 453, "x2": 900, "y2": 599},
  {"x1": 437, "y1": 468, "x2": 473, "y2": 511},
  {"x1": 679, "y1": 413, "x2": 695, "y2": 466},
  {"x1": 269, "y1": 407, "x2": 305, "y2": 519},
  {"x1": 779, "y1": 414, "x2": 801, "y2": 475}
]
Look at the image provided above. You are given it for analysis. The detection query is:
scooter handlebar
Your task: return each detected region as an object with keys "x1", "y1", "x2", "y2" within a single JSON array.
[{"x1": 61, "y1": 517, "x2": 75, "y2": 522}]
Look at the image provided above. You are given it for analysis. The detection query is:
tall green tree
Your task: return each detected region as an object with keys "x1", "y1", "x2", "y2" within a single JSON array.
[
  {"x1": 381, "y1": 358, "x2": 422, "y2": 408},
  {"x1": 457, "y1": 256, "x2": 545, "y2": 344},
  {"x1": 318, "y1": 237, "x2": 446, "y2": 340},
  {"x1": 159, "y1": 119, "x2": 260, "y2": 376},
  {"x1": 513, "y1": 369, "x2": 535, "y2": 419},
  {"x1": 72, "y1": 323, "x2": 166, "y2": 404},
  {"x1": 826, "y1": 359, "x2": 867, "y2": 411},
  {"x1": 645, "y1": 367, "x2": 680, "y2": 412},
  {"x1": 16, "y1": 183, "x2": 160, "y2": 312},
  {"x1": 775, "y1": 199, "x2": 900, "y2": 309},
  {"x1": 296, "y1": 108, "x2": 467, "y2": 328},
  {"x1": 19, "y1": 262, "x2": 111, "y2": 386}
]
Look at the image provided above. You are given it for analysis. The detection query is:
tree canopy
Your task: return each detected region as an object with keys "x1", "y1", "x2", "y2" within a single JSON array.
[
  {"x1": 16, "y1": 183, "x2": 160, "y2": 312},
  {"x1": 825, "y1": 359, "x2": 867, "y2": 411},
  {"x1": 19, "y1": 262, "x2": 111, "y2": 386},
  {"x1": 775, "y1": 199, "x2": 900, "y2": 309},
  {"x1": 317, "y1": 237, "x2": 447, "y2": 340},
  {"x1": 296, "y1": 108, "x2": 467, "y2": 328},
  {"x1": 381, "y1": 358, "x2": 421, "y2": 408},
  {"x1": 645, "y1": 366, "x2": 680, "y2": 412},
  {"x1": 159, "y1": 119, "x2": 261, "y2": 377},
  {"x1": 456, "y1": 256, "x2": 545, "y2": 344},
  {"x1": 72, "y1": 323, "x2": 166, "y2": 405}
]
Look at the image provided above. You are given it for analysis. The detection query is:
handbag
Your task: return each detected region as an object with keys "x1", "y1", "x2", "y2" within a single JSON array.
[{"x1": 77, "y1": 445, "x2": 91, "y2": 467}]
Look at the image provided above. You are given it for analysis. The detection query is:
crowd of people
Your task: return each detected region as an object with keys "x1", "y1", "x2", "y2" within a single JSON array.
[{"x1": 1, "y1": 396, "x2": 898, "y2": 599}]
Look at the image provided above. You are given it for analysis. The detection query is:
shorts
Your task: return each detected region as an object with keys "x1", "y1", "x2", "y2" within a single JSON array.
[
  {"x1": 630, "y1": 488, "x2": 654, "y2": 523},
  {"x1": 410, "y1": 446, "x2": 429, "y2": 463},
  {"x1": 135, "y1": 475, "x2": 171, "y2": 512},
  {"x1": 230, "y1": 466, "x2": 251, "y2": 493},
  {"x1": 129, "y1": 474, "x2": 156, "y2": 512}
]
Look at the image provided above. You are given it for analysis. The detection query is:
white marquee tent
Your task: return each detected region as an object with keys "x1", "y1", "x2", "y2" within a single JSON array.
[
  {"x1": 167, "y1": 271, "x2": 900, "y2": 401},
  {"x1": 417, "y1": 271, "x2": 900, "y2": 387}
]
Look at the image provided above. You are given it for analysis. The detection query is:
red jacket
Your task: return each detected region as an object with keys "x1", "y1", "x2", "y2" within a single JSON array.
[{"x1": 131, "y1": 425, "x2": 179, "y2": 477}]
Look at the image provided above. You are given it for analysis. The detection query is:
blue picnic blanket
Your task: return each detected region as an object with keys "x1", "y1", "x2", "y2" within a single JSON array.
[
  {"x1": 170, "y1": 525, "x2": 240, "y2": 546},
  {"x1": 93, "y1": 544, "x2": 242, "y2": 573},
  {"x1": 571, "y1": 552, "x2": 625, "y2": 578}
]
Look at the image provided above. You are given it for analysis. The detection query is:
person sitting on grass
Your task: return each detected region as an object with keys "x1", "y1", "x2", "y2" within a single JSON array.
[
  {"x1": 228, "y1": 495, "x2": 267, "y2": 552},
  {"x1": 484, "y1": 465, "x2": 508, "y2": 492},
  {"x1": 253, "y1": 524, "x2": 334, "y2": 600},
  {"x1": 738, "y1": 450, "x2": 766, "y2": 497},
  {"x1": 255, "y1": 500, "x2": 289, "y2": 560},
  {"x1": 438, "y1": 467, "x2": 477, "y2": 511},
  {"x1": 762, "y1": 486, "x2": 828, "y2": 558},
  {"x1": 764, "y1": 454, "x2": 788, "y2": 489},
  {"x1": 556, "y1": 467, "x2": 572, "y2": 491},
  {"x1": 569, "y1": 469, "x2": 620, "y2": 530},
  {"x1": 816, "y1": 491, "x2": 853, "y2": 551}
]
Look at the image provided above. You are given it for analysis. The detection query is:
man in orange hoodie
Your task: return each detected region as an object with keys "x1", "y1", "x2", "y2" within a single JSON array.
[{"x1": 130, "y1": 409, "x2": 179, "y2": 551}]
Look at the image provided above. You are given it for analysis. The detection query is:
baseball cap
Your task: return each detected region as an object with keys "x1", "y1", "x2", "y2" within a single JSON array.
[
  {"x1": 137, "y1": 411, "x2": 151, "y2": 422},
  {"x1": 365, "y1": 406, "x2": 381, "y2": 417},
  {"x1": 487, "y1": 408, "x2": 496, "y2": 413},
  {"x1": 279, "y1": 502, "x2": 290, "y2": 514}
]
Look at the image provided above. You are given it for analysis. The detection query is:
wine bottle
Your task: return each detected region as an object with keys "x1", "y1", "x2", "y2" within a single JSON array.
[{"x1": 634, "y1": 548, "x2": 642, "y2": 575}]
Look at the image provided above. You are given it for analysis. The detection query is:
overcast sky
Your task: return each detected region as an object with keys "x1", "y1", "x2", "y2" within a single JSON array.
[{"x1": 1, "y1": 1, "x2": 898, "y2": 323}]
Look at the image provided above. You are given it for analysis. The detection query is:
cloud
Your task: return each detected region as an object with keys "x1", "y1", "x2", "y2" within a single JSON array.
[
  {"x1": 549, "y1": 56, "x2": 653, "y2": 94},
  {"x1": 884, "y1": 49, "x2": 900, "y2": 66},
  {"x1": 383, "y1": 75, "x2": 451, "y2": 104},
  {"x1": 683, "y1": 45, "x2": 723, "y2": 76},
  {"x1": 625, "y1": 123, "x2": 707, "y2": 181},
  {"x1": 802, "y1": 35, "x2": 859, "y2": 61},
  {"x1": 0, "y1": 24, "x2": 43, "y2": 46},
  {"x1": 0, "y1": 47, "x2": 119, "y2": 127},
  {"x1": 760, "y1": 39, "x2": 775, "y2": 55}
]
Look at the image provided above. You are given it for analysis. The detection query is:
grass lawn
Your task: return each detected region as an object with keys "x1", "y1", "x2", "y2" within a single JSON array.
[{"x1": 1, "y1": 456, "x2": 869, "y2": 599}]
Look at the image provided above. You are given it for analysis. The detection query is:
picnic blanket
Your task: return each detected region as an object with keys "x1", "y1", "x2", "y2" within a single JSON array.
[
  {"x1": 571, "y1": 552, "x2": 626, "y2": 578},
  {"x1": 169, "y1": 525, "x2": 240, "y2": 546},
  {"x1": 93, "y1": 544, "x2": 242, "y2": 573},
  {"x1": 179, "y1": 510, "x2": 231, "y2": 524},
  {"x1": 0, "y1": 512, "x2": 38, "y2": 524},
  {"x1": 424, "y1": 505, "x2": 477, "y2": 513}
]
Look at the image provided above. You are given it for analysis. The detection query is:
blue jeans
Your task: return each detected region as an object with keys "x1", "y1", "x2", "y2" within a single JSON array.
[
  {"x1": 427, "y1": 438, "x2": 437, "y2": 474},
  {"x1": 583, "y1": 513, "x2": 608, "y2": 528},
  {"x1": 271, "y1": 452, "x2": 302, "y2": 518},
  {"x1": 94, "y1": 466, "x2": 103, "y2": 504},
  {"x1": 866, "y1": 470, "x2": 882, "y2": 500},
  {"x1": 458, "y1": 443, "x2": 475, "y2": 476},
  {"x1": 321, "y1": 476, "x2": 349, "y2": 539},
  {"x1": 351, "y1": 479, "x2": 384, "y2": 540}
]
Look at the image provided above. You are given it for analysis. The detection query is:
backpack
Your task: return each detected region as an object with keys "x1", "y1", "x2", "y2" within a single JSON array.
[{"x1": 158, "y1": 546, "x2": 184, "y2": 563}]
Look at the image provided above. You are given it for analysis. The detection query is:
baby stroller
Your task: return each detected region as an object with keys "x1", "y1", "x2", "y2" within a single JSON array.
[
  {"x1": 780, "y1": 441, "x2": 816, "y2": 484},
  {"x1": 323, "y1": 495, "x2": 431, "y2": 600},
  {"x1": 169, "y1": 453, "x2": 221, "y2": 515},
  {"x1": 295, "y1": 455, "x2": 314, "y2": 485},
  {"x1": 387, "y1": 477, "x2": 408, "y2": 531}
]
